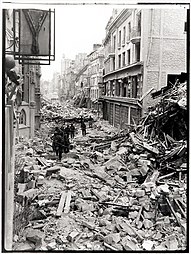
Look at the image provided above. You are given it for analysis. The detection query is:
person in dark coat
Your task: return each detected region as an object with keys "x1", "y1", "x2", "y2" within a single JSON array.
[
  {"x1": 81, "y1": 121, "x2": 86, "y2": 136},
  {"x1": 64, "y1": 124, "x2": 70, "y2": 139},
  {"x1": 63, "y1": 133, "x2": 70, "y2": 153},
  {"x1": 51, "y1": 133, "x2": 57, "y2": 154},
  {"x1": 89, "y1": 117, "x2": 93, "y2": 128},
  {"x1": 52, "y1": 126, "x2": 61, "y2": 154},
  {"x1": 60, "y1": 124, "x2": 65, "y2": 137},
  {"x1": 70, "y1": 123, "x2": 75, "y2": 139},
  {"x1": 54, "y1": 133, "x2": 64, "y2": 161}
]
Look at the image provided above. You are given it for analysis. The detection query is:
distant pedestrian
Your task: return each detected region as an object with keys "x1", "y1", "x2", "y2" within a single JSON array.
[
  {"x1": 60, "y1": 124, "x2": 65, "y2": 137},
  {"x1": 51, "y1": 133, "x2": 57, "y2": 154},
  {"x1": 63, "y1": 133, "x2": 70, "y2": 153},
  {"x1": 52, "y1": 126, "x2": 61, "y2": 155},
  {"x1": 54, "y1": 133, "x2": 63, "y2": 160},
  {"x1": 64, "y1": 124, "x2": 70, "y2": 139},
  {"x1": 89, "y1": 117, "x2": 93, "y2": 128},
  {"x1": 81, "y1": 121, "x2": 86, "y2": 136},
  {"x1": 70, "y1": 123, "x2": 75, "y2": 139}
]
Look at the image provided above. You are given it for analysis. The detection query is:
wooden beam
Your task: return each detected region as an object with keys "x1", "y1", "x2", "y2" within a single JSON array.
[
  {"x1": 56, "y1": 191, "x2": 67, "y2": 217},
  {"x1": 64, "y1": 191, "x2": 72, "y2": 214}
]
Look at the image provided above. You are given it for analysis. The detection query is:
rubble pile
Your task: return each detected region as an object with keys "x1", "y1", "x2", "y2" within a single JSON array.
[
  {"x1": 13, "y1": 82, "x2": 187, "y2": 251},
  {"x1": 40, "y1": 100, "x2": 96, "y2": 124},
  {"x1": 140, "y1": 81, "x2": 187, "y2": 141}
]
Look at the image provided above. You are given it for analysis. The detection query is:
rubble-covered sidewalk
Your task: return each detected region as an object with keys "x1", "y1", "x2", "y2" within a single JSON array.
[{"x1": 13, "y1": 82, "x2": 187, "y2": 251}]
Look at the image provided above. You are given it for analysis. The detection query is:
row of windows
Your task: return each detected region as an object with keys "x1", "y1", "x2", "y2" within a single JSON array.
[
  {"x1": 113, "y1": 12, "x2": 141, "y2": 49},
  {"x1": 112, "y1": 43, "x2": 140, "y2": 70},
  {"x1": 90, "y1": 88, "x2": 99, "y2": 99},
  {"x1": 104, "y1": 77, "x2": 141, "y2": 99},
  {"x1": 88, "y1": 64, "x2": 100, "y2": 75}
]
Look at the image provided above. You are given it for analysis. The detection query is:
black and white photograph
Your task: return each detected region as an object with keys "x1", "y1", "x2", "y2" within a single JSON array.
[{"x1": 1, "y1": 0, "x2": 189, "y2": 252}]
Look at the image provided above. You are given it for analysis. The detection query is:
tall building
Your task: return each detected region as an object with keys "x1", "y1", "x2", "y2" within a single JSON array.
[
  {"x1": 19, "y1": 63, "x2": 42, "y2": 136},
  {"x1": 87, "y1": 44, "x2": 104, "y2": 110},
  {"x1": 75, "y1": 53, "x2": 87, "y2": 71},
  {"x1": 101, "y1": 8, "x2": 187, "y2": 128},
  {"x1": 61, "y1": 54, "x2": 72, "y2": 75},
  {"x1": 5, "y1": 9, "x2": 42, "y2": 138}
]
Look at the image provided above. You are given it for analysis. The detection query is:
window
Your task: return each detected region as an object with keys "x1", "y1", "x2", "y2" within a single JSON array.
[
  {"x1": 22, "y1": 83, "x2": 24, "y2": 101},
  {"x1": 122, "y1": 52, "x2": 126, "y2": 67},
  {"x1": 118, "y1": 54, "x2": 121, "y2": 69},
  {"x1": 19, "y1": 109, "x2": 26, "y2": 125},
  {"x1": 137, "y1": 12, "x2": 141, "y2": 33},
  {"x1": 118, "y1": 31, "x2": 121, "y2": 48},
  {"x1": 113, "y1": 35, "x2": 116, "y2": 51},
  {"x1": 135, "y1": 43, "x2": 140, "y2": 62},
  {"x1": 113, "y1": 57, "x2": 115, "y2": 71},
  {"x1": 127, "y1": 50, "x2": 130, "y2": 65},
  {"x1": 127, "y1": 22, "x2": 131, "y2": 41},
  {"x1": 123, "y1": 26, "x2": 126, "y2": 44},
  {"x1": 132, "y1": 76, "x2": 138, "y2": 98}
]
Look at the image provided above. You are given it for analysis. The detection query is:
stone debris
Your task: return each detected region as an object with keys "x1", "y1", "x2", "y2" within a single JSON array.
[{"x1": 13, "y1": 86, "x2": 187, "y2": 251}]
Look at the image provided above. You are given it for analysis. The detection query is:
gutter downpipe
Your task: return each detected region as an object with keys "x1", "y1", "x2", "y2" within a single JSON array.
[{"x1": 146, "y1": 9, "x2": 153, "y2": 67}]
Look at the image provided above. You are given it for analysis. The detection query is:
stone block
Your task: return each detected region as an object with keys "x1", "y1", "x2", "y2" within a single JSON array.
[
  {"x1": 104, "y1": 233, "x2": 121, "y2": 245},
  {"x1": 122, "y1": 237, "x2": 139, "y2": 250},
  {"x1": 142, "y1": 240, "x2": 154, "y2": 250},
  {"x1": 19, "y1": 188, "x2": 38, "y2": 199},
  {"x1": 143, "y1": 211, "x2": 155, "y2": 219},
  {"x1": 143, "y1": 219, "x2": 153, "y2": 229},
  {"x1": 67, "y1": 231, "x2": 80, "y2": 242},
  {"x1": 135, "y1": 189, "x2": 145, "y2": 198},
  {"x1": 14, "y1": 241, "x2": 35, "y2": 251},
  {"x1": 128, "y1": 211, "x2": 138, "y2": 219},
  {"x1": 46, "y1": 166, "x2": 60, "y2": 176},
  {"x1": 82, "y1": 221, "x2": 95, "y2": 230}
]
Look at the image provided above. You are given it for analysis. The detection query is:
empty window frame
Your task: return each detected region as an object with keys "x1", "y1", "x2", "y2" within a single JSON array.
[
  {"x1": 118, "y1": 54, "x2": 121, "y2": 68},
  {"x1": 118, "y1": 30, "x2": 121, "y2": 47},
  {"x1": 123, "y1": 26, "x2": 126, "y2": 44},
  {"x1": 127, "y1": 50, "x2": 131, "y2": 65},
  {"x1": 122, "y1": 52, "x2": 126, "y2": 67},
  {"x1": 19, "y1": 109, "x2": 26, "y2": 125}
]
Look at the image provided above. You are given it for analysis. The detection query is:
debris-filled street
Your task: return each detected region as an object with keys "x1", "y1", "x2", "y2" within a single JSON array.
[
  {"x1": 13, "y1": 81, "x2": 187, "y2": 251},
  {"x1": 3, "y1": 6, "x2": 188, "y2": 252}
]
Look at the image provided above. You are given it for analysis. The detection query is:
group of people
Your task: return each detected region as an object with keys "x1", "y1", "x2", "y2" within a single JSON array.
[
  {"x1": 51, "y1": 117, "x2": 93, "y2": 161},
  {"x1": 51, "y1": 123, "x2": 75, "y2": 161}
]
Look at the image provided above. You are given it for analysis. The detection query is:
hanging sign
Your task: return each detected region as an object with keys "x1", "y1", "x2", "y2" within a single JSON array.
[{"x1": 11, "y1": 9, "x2": 55, "y2": 65}]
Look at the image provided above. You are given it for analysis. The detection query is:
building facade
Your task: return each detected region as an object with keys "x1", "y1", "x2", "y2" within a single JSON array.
[
  {"x1": 5, "y1": 9, "x2": 43, "y2": 138},
  {"x1": 74, "y1": 64, "x2": 90, "y2": 107},
  {"x1": 102, "y1": 8, "x2": 186, "y2": 128},
  {"x1": 19, "y1": 63, "x2": 42, "y2": 137},
  {"x1": 87, "y1": 44, "x2": 104, "y2": 110}
]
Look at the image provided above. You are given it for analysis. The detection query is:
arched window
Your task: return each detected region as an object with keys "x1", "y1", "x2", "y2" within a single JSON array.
[{"x1": 19, "y1": 109, "x2": 26, "y2": 125}]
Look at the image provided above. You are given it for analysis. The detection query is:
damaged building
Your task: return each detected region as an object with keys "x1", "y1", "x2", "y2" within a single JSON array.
[{"x1": 101, "y1": 8, "x2": 186, "y2": 128}]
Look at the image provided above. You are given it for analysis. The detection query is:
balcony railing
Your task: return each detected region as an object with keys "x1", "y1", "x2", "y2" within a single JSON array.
[{"x1": 130, "y1": 26, "x2": 141, "y2": 44}]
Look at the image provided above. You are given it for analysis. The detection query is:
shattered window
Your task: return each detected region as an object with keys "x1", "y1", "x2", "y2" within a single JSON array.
[{"x1": 19, "y1": 109, "x2": 26, "y2": 125}]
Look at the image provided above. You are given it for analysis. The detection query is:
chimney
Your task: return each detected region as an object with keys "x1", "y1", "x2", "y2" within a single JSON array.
[{"x1": 93, "y1": 44, "x2": 102, "y2": 51}]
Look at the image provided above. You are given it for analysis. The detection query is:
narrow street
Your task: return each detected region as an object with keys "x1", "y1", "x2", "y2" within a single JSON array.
[
  {"x1": 13, "y1": 97, "x2": 187, "y2": 251},
  {"x1": 3, "y1": 6, "x2": 188, "y2": 252}
]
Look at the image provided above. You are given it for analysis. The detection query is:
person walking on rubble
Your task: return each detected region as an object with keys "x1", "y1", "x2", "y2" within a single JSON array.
[
  {"x1": 89, "y1": 116, "x2": 93, "y2": 128},
  {"x1": 60, "y1": 124, "x2": 65, "y2": 137},
  {"x1": 51, "y1": 126, "x2": 61, "y2": 154},
  {"x1": 63, "y1": 133, "x2": 70, "y2": 153},
  {"x1": 54, "y1": 132, "x2": 65, "y2": 161},
  {"x1": 70, "y1": 123, "x2": 75, "y2": 139},
  {"x1": 81, "y1": 121, "x2": 86, "y2": 136},
  {"x1": 64, "y1": 124, "x2": 70, "y2": 139}
]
